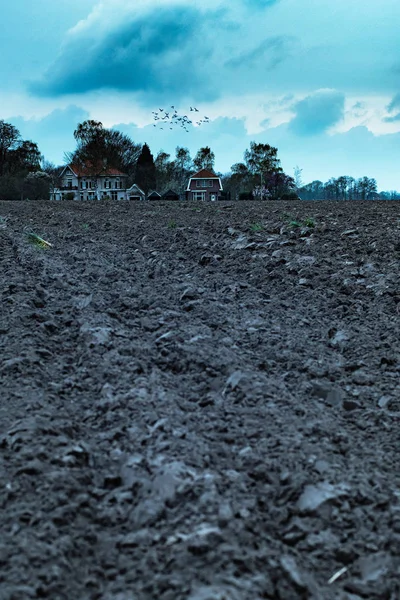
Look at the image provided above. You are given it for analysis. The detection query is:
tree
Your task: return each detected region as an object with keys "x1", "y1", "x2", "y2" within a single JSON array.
[
  {"x1": 23, "y1": 171, "x2": 52, "y2": 200},
  {"x1": 193, "y1": 146, "x2": 215, "y2": 171},
  {"x1": 135, "y1": 143, "x2": 156, "y2": 194},
  {"x1": 170, "y1": 147, "x2": 193, "y2": 195},
  {"x1": 68, "y1": 120, "x2": 141, "y2": 177},
  {"x1": 8, "y1": 141, "x2": 42, "y2": 174},
  {"x1": 224, "y1": 162, "x2": 255, "y2": 200},
  {"x1": 293, "y1": 165, "x2": 303, "y2": 190},
  {"x1": 0, "y1": 121, "x2": 21, "y2": 176},
  {"x1": 357, "y1": 176, "x2": 377, "y2": 200},
  {"x1": 264, "y1": 171, "x2": 295, "y2": 198},
  {"x1": 244, "y1": 142, "x2": 282, "y2": 186},
  {"x1": 0, "y1": 120, "x2": 41, "y2": 176},
  {"x1": 155, "y1": 151, "x2": 173, "y2": 192}
]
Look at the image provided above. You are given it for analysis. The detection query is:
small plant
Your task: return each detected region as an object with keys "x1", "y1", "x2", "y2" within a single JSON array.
[
  {"x1": 289, "y1": 220, "x2": 301, "y2": 228},
  {"x1": 82, "y1": 223, "x2": 89, "y2": 230},
  {"x1": 26, "y1": 232, "x2": 52, "y2": 249},
  {"x1": 168, "y1": 220, "x2": 177, "y2": 229},
  {"x1": 303, "y1": 217, "x2": 315, "y2": 228},
  {"x1": 250, "y1": 222, "x2": 264, "y2": 232}
]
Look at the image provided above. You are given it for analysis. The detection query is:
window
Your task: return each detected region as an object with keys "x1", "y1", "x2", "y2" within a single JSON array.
[
  {"x1": 111, "y1": 191, "x2": 118, "y2": 200},
  {"x1": 208, "y1": 180, "x2": 214, "y2": 187},
  {"x1": 192, "y1": 191, "x2": 206, "y2": 201},
  {"x1": 105, "y1": 179, "x2": 110, "y2": 189}
]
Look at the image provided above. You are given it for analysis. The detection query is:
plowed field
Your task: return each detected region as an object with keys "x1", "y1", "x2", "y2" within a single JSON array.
[{"x1": 0, "y1": 200, "x2": 399, "y2": 600}]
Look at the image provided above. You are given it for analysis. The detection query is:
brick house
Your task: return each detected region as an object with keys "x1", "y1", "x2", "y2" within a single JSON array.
[
  {"x1": 51, "y1": 162, "x2": 128, "y2": 201},
  {"x1": 186, "y1": 169, "x2": 223, "y2": 201}
]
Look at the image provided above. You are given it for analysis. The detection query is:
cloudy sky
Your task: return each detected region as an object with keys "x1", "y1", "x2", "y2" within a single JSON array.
[{"x1": 2, "y1": 0, "x2": 400, "y2": 189}]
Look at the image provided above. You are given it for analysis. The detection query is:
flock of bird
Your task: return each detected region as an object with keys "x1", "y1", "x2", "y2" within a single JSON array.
[{"x1": 151, "y1": 106, "x2": 210, "y2": 132}]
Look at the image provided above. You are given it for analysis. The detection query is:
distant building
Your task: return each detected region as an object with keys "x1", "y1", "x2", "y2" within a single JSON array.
[
  {"x1": 186, "y1": 169, "x2": 223, "y2": 201},
  {"x1": 51, "y1": 163, "x2": 128, "y2": 201},
  {"x1": 126, "y1": 184, "x2": 146, "y2": 201},
  {"x1": 161, "y1": 189, "x2": 180, "y2": 201},
  {"x1": 147, "y1": 190, "x2": 162, "y2": 201}
]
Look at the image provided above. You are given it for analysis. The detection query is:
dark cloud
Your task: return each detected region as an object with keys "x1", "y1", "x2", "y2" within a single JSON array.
[
  {"x1": 225, "y1": 36, "x2": 295, "y2": 70},
  {"x1": 288, "y1": 90, "x2": 345, "y2": 136},
  {"x1": 386, "y1": 93, "x2": 400, "y2": 112},
  {"x1": 384, "y1": 93, "x2": 400, "y2": 122},
  {"x1": 383, "y1": 113, "x2": 400, "y2": 123},
  {"x1": 29, "y1": 6, "x2": 219, "y2": 101}
]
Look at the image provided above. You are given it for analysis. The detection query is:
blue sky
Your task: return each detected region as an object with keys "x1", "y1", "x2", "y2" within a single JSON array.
[{"x1": 2, "y1": 0, "x2": 400, "y2": 189}]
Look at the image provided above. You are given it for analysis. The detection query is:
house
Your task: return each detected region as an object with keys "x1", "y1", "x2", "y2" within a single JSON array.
[
  {"x1": 162, "y1": 189, "x2": 180, "y2": 201},
  {"x1": 147, "y1": 190, "x2": 162, "y2": 201},
  {"x1": 51, "y1": 162, "x2": 128, "y2": 201},
  {"x1": 126, "y1": 184, "x2": 146, "y2": 201},
  {"x1": 186, "y1": 169, "x2": 223, "y2": 201}
]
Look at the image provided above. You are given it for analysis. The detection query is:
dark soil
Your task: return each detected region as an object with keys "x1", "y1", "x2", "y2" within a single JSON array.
[{"x1": 0, "y1": 199, "x2": 399, "y2": 600}]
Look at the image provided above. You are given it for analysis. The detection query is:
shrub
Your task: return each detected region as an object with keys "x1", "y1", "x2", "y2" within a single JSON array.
[
  {"x1": 280, "y1": 191, "x2": 301, "y2": 200},
  {"x1": 239, "y1": 191, "x2": 253, "y2": 200}
]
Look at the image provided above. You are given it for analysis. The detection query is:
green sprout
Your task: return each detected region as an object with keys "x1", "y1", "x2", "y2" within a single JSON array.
[
  {"x1": 303, "y1": 217, "x2": 315, "y2": 228},
  {"x1": 168, "y1": 220, "x2": 177, "y2": 229},
  {"x1": 26, "y1": 232, "x2": 52, "y2": 249},
  {"x1": 250, "y1": 222, "x2": 264, "y2": 232}
]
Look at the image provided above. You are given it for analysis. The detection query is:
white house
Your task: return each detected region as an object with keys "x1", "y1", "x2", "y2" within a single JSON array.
[{"x1": 51, "y1": 162, "x2": 129, "y2": 201}]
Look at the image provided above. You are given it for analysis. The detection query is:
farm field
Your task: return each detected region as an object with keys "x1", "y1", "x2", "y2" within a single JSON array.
[{"x1": 0, "y1": 199, "x2": 399, "y2": 599}]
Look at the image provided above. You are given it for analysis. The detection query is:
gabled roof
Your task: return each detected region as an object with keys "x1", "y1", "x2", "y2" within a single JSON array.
[
  {"x1": 126, "y1": 183, "x2": 145, "y2": 195},
  {"x1": 61, "y1": 162, "x2": 127, "y2": 177},
  {"x1": 147, "y1": 190, "x2": 161, "y2": 197},
  {"x1": 162, "y1": 189, "x2": 179, "y2": 197},
  {"x1": 189, "y1": 169, "x2": 219, "y2": 179}
]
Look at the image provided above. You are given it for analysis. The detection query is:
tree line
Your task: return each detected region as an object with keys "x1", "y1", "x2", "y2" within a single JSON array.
[
  {"x1": 297, "y1": 176, "x2": 400, "y2": 201},
  {"x1": 0, "y1": 118, "x2": 398, "y2": 200}
]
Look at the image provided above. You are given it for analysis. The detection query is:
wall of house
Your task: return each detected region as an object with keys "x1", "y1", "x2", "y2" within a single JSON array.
[{"x1": 187, "y1": 179, "x2": 221, "y2": 200}]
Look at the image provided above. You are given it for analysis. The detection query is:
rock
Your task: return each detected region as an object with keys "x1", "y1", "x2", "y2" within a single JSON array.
[
  {"x1": 224, "y1": 370, "x2": 245, "y2": 392},
  {"x1": 342, "y1": 398, "x2": 361, "y2": 411},
  {"x1": 352, "y1": 371, "x2": 374, "y2": 385},
  {"x1": 297, "y1": 482, "x2": 350, "y2": 513},
  {"x1": 377, "y1": 395, "x2": 391, "y2": 409},
  {"x1": 218, "y1": 501, "x2": 234, "y2": 526},
  {"x1": 280, "y1": 555, "x2": 306, "y2": 589},
  {"x1": 358, "y1": 552, "x2": 392, "y2": 583},
  {"x1": 311, "y1": 383, "x2": 342, "y2": 406}
]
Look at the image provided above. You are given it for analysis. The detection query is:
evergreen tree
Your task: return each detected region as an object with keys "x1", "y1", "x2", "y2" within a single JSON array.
[{"x1": 135, "y1": 143, "x2": 157, "y2": 194}]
